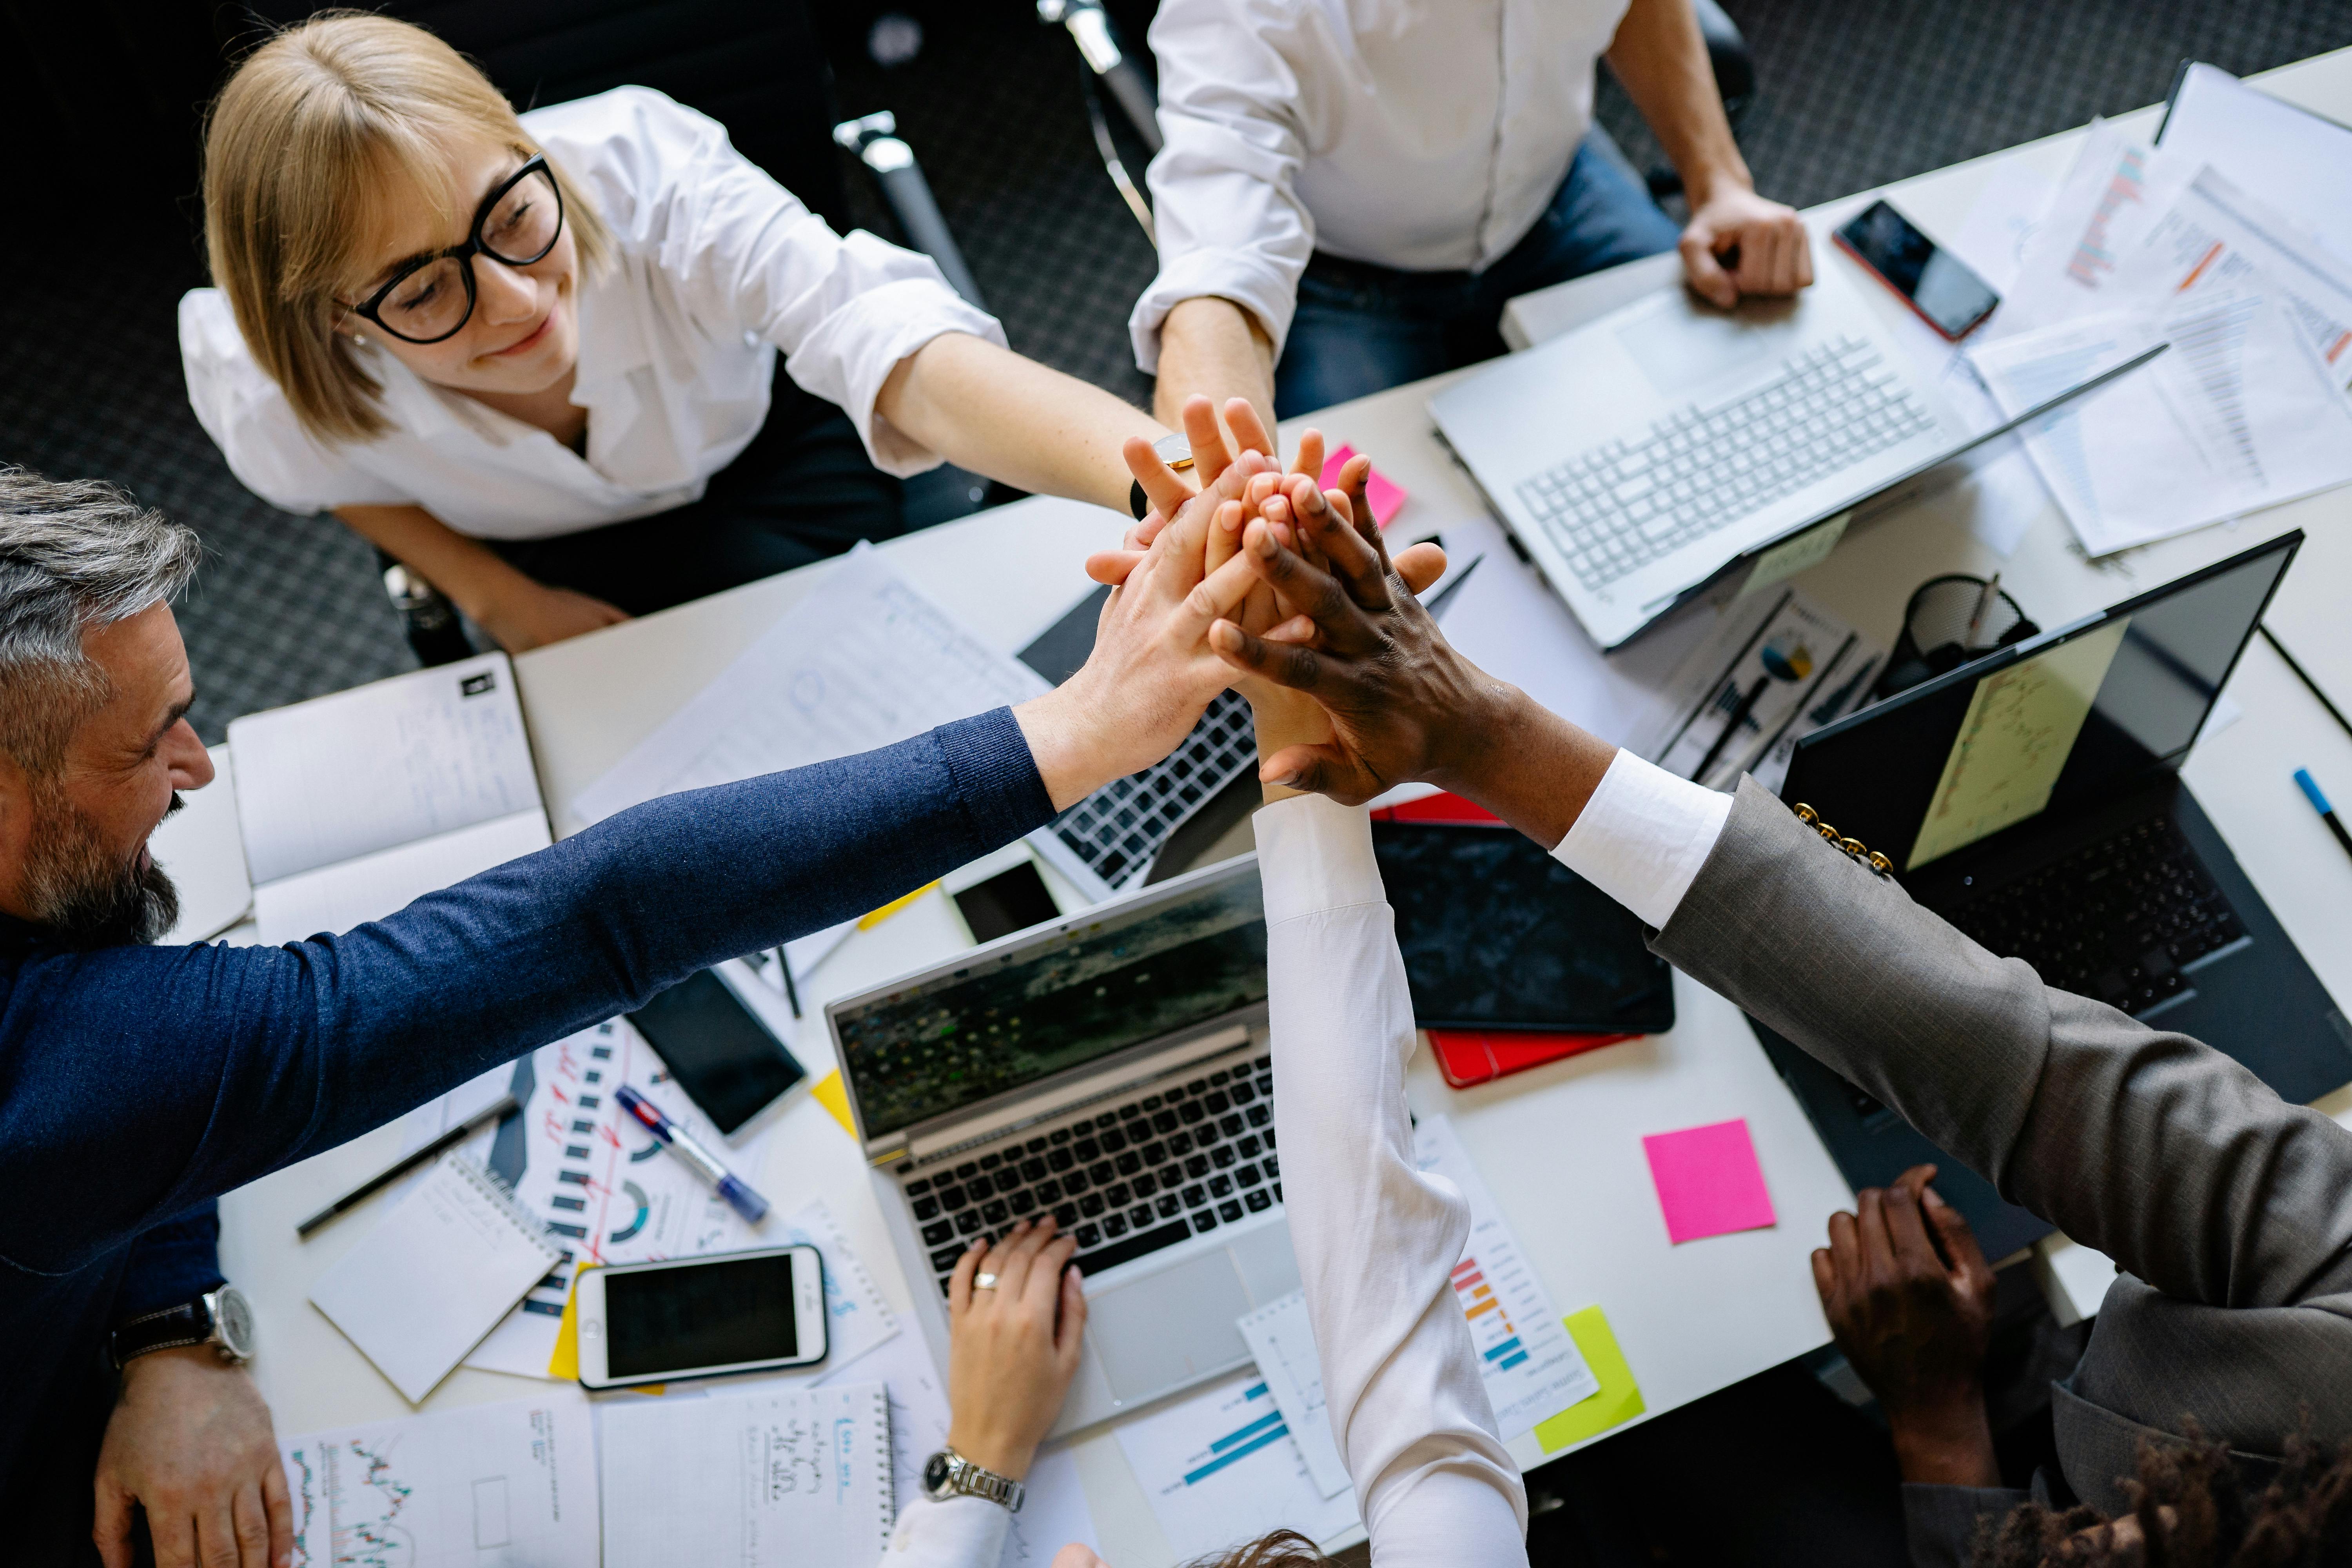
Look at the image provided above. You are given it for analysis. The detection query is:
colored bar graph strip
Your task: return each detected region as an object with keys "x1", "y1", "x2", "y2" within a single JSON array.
[
  {"x1": 1482, "y1": 1336, "x2": 1524, "y2": 1364},
  {"x1": 1454, "y1": 1269, "x2": 1485, "y2": 1290},
  {"x1": 1464, "y1": 1296, "x2": 1502, "y2": 1320},
  {"x1": 1209, "y1": 1407, "x2": 1286, "y2": 1454},
  {"x1": 1500, "y1": 1352, "x2": 1530, "y2": 1369},
  {"x1": 1185, "y1": 1424, "x2": 1292, "y2": 1485}
]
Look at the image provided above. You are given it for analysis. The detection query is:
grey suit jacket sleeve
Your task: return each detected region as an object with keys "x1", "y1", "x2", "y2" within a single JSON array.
[{"x1": 1650, "y1": 780, "x2": 2352, "y2": 1312}]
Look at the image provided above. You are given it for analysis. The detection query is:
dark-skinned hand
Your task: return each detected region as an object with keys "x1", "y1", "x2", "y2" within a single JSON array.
[{"x1": 1813, "y1": 1163, "x2": 2001, "y2": 1487}]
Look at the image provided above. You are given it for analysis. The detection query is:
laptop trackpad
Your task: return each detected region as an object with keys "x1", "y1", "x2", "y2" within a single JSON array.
[{"x1": 1091, "y1": 1252, "x2": 1252, "y2": 1403}]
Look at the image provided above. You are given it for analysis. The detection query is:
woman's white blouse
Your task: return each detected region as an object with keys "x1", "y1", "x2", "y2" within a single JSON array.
[{"x1": 179, "y1": 86, "x2": 1003, "y2": 539}]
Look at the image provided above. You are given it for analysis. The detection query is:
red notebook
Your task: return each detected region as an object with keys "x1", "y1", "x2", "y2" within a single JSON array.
[{"x1": 1375, "y1": 791, "x2": 1641, "y2": 1087}]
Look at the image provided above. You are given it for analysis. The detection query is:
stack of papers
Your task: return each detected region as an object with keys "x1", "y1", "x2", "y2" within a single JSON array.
[{"x1": 1967, "y1": 73, "x2": 2352, "y2": 555}]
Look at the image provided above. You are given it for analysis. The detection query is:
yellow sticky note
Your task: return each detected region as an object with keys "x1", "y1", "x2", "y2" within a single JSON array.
[
  {"x1": 858, "y1": 881, "x2": 940, "y2": 930},
  {"x1": 1534, "y1": 1305, "x2": 1645, "y2": 1452},
  {"x1": 546, "y1": 1263, "x2": 661, "y2": 1393},
  {"x1": 812, "y1": 1069, "x2": 857, "y2": 1138}
]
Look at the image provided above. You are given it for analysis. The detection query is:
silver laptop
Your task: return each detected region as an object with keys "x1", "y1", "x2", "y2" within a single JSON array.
[
  {"x1": 1430, "y1": 259, "x2": 2158, "y2": 649},
  {"x1": 829, "y1": 854, "x2": 1296, "y2": 1435}
]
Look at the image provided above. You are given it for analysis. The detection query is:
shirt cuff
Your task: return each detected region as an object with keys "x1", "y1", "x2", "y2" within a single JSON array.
[
  {"x1": 1552, "y1": 750, "x2": 1733, "y2": 931},
  {"x1": 786, "y1": 266, "x2": 1006, "y2": 478},
  {"x1": 1127, "y1": 248, "x2": 1301, "y2": 374},
  {"x1": 1252, "y1": 795, "x2": 1383, "y2": 924},
  {"x1": 883, "y1": 1494, "x2": 1011, "y2": 1562}
]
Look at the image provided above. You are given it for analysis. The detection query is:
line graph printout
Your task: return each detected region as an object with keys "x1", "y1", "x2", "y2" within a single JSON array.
[
  {"x1": 1907, "y1": 620, "x2": 2128, "y2": 870},
  {"x1": 570, "y1": 544, "x2": 1048, "y2": 827},
  {"x1": 1235, "y1": 1290, "x2": 1350, "y2": 1498},
  {"x1": 1113, "y1": 1371, "x2": 1359, "y2": 1561},
  {"x1": 279, "y1": 1394, "x2": 596, "y2": 1568},
  {"x1": 1412, "y1": 1115, "x2": 1600, "y2": 1439}
]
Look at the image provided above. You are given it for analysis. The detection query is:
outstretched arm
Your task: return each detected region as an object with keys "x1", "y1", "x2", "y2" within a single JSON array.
[{"x1": 1209, "y1": 488, "x2": 2352, "y2": 1313}]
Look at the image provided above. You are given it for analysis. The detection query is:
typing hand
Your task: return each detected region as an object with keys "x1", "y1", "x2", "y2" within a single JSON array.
[
  {"x1": 94, "y1": 1347, "x2": 292, "y2": 1568},
  {"x1": 476, "y1": 579, "x2": 630, "y2": 652},
  {"x1": 1812, "y1": 1164, "x2": 2000, "y2": 1488},
  {"x1": 1208, "y1": 473, "x2": 1494, "y2": 804},
  {"x1": 944, "y1": 1220, "x2": 1087, "y2": 1483},
  {"x1": 1680, "y1": 183, "x2": 1813, "y2": 308}
]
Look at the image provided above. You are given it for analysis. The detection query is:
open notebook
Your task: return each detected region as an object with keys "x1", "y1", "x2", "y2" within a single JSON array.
[{"x1": 227, "y1": 653, "x2": 551, "y2": 944}]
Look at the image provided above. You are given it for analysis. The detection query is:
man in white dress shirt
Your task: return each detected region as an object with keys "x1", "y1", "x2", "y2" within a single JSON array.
[{"x1": 1136, "y1": 0, "x2": 1815, "y2": 424}]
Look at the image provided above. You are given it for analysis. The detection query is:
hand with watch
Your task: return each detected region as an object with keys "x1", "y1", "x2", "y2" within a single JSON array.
[
  {"x1": 96, "y1": 1285, "x2": 294, "y2": 1568},
  {"x1": 922, "y1": 1220, "x2": 1089, "y2": 1523}
]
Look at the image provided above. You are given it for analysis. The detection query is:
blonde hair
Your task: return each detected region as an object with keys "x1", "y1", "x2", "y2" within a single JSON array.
[{"x1": 200, "y1": 12, "x2": 614, "y2": 444}]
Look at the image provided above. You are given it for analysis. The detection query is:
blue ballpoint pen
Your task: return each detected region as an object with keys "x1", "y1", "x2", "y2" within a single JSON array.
[
  {"x1": 2294, "y1": 769, "x2": 2352, "y2": 865},
  {"x1": 615, "y1": 1084, "x2": 770, "y2": 1223}
]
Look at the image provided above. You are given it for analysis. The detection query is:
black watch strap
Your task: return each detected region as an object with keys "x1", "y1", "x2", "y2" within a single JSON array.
[
  {"x1": 1129, "y1": 478, "x2": 1151, "y2": 521},
  {"x1": 109, "y1": 1300, "x2": 213, "y2": 1368}
]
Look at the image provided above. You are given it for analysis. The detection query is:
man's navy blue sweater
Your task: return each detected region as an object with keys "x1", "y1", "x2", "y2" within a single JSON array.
[{"x1": 0, "y1": 710, "x2": 1051, "y2": 1550}]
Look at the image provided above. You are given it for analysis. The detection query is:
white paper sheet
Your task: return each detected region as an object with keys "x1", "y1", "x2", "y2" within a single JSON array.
[
  {"x1": 149, "y1": 745, "x2": 252, "y2": 942},
  {"x1": 1234, "y1": 1291, "x2": 1351, "y2": 1499},
  {"x1": 1411, "y1": 1115, "x2": 1600, "y2": 1439},
  {"x1": 1990, "y1": 122, "x2": 2198, "y2": 343},
  {"x1": 1112, "y1": 1369, "x2": 1360, "y2": 1560},
  {"x1": 2159, "y1": 63, "x2": 2352, "y2": 265},
  {"x1": 252, "y1": 808, "x2": 552, "y2": 944},
  {"x1": 571, "y1": 545, "x2": 1049, "y2": 827},
  {"x1": 279, "y1": 1393, "x2": 598, "y2": 1568},
  {"x1": 818, "y1": 1327, "x2": 1101, "y2": 1566},
  {"x1": 1648, "y1": 592, "x2": 1883, "y2": 792},
  {"x1": 599, "y1": 1382, "x2": 895, "y2": 1567},
  {"x1": 229, "y1": 653, "x2": 539, "y2": 886}
]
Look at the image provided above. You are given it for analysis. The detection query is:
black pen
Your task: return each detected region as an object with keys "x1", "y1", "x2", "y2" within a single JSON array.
[
  {"x1": 1693, "y1": 676, "x2": 1768, "y2": 783},
  {"x1": 2295, "y1": 769, "x2": 2352, "y2": 864},
  {"x1": 296, "y1": 1092, "x2": 519, "y2": 1238},
  {"x1": 1423, "y1": 554, "x2": 1485, "y2": 619}
]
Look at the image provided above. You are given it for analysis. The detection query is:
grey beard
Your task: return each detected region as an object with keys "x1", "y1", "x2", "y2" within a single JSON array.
[{"x1": 20, "y1": 788, "x2": 181, "y2": 949}]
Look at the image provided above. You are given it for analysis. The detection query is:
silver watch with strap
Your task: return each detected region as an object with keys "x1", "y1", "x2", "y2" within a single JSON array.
[
  {"x1": 922, "y1": 1448, "x2": 1025, "y2": 1513},
  {"x1": 109, "y1": 1285, "x2": 255, "y2": 1370},
  {"x1": 1151, "y1": 430, "x2": 1197, "y2": 475}
]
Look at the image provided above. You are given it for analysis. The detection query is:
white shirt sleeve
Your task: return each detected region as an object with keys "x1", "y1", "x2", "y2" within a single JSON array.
[
  {"x1": 1551, "y1": 750, "x2": 1735, "y2": 931},
  {"x1": 1129, "y1": 0, "x2": 1323, "y2": 371},
  {"x1": 1255, "y1": 795, "x2": 1532, "y2": 1567},
  {"x1": 541, "y1": 87, "x2": 1007, "y2": 477},
  {"x1": 177, "y1": 289, "x2": 414, "y2": 515},
  {"x1": 877, "y1": 1494, "x2": 1009, "y2": 1566}
]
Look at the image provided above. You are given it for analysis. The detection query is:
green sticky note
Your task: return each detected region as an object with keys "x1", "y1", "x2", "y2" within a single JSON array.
[
  {"x1": 1739, "y1": 510, "x2": 1851, "y2": 597},
  {"x1": 1534, "y1": 1306, "x2": 1645, "y2": 1452}
]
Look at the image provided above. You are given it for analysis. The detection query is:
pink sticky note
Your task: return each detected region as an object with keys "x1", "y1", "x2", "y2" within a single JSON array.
[
  {"x1": 1641, "y1": 1118, "x2": 1777, "y2": 1245},
  {"x1": 1319, "y1": 445, "x2": 1408, "y2": 528}
]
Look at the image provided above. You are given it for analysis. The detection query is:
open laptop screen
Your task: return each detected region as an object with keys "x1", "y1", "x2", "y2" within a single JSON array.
[
  {"x1": 834, "y1": 865, "x2": 1268, "y2": 1140},
  {"x1": 1784, "y1": 534, "x2": 2297, "y2": 873}
]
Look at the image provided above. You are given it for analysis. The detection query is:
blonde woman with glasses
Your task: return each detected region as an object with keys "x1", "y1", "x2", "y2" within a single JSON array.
[{"x1": 182, "y1": 14, "x2": 1216, "y2": 652}]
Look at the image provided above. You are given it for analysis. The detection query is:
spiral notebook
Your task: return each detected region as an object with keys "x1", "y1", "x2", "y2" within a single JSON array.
[
  {"x1": 309, "y1": 1154, "x2": 561, "y2": 1404},
  {"x1": 599, "y1": 1381, "x2": 895, "y2": 1566}
]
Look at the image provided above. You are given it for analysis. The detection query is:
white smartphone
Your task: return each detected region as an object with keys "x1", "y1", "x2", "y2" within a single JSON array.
[{"x1": 573, "y1": 1245, "x2": 827, "y2": 1389}]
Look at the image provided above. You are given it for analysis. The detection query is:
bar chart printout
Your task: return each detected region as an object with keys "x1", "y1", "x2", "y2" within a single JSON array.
[
  {"x1": 1413, "y1": 1115, "x2": 1601, "y2": 1439},
  {"x1": 1114, "y1": 1372, "x2": 1359, "y2": 1559},
  {"x1": 278, "y1": 1394, "x2": 598, "y2": 1568}
]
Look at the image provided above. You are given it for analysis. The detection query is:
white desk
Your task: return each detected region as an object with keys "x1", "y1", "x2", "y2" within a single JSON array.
[{"x1": 220, "y1": 47, "x2": 2352, "y2": 1567}]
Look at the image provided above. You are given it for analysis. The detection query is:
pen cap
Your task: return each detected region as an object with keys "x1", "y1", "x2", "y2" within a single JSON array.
[
  {"x1": 715, "y1": 1174, "x2": 769, "y2": 1224},
  {"x1": 2296, "y1": 769, "x2": 2333, "y2": 814}
]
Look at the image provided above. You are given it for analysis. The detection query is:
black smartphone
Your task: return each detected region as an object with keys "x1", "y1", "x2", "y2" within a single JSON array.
[
  {"x1": 1833, "y1": 199, "x2": 2000, "y2": 341},
  {"x1": 626, "y1": 968, "x2": 805, "y2": 1136},
  {"x1": 1369, "y1": 822, "x2": 1676, "y2": 1034}
]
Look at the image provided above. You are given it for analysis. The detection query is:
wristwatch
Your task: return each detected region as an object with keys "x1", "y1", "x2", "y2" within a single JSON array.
[
  {"x1": 1129, "y1": 430, "x2": 1198, "y2": 520},
  {"x1": 922, "y1": 1448, "x2": 1025, "y2": 1513},
  {"x1": 109, "y1": 1285, "x2": 256, "y2": 1370}
]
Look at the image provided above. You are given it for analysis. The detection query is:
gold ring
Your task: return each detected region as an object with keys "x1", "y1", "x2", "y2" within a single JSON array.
[{"x1": 974, "y1": 1272, "x2": 999, "y2": 1291}]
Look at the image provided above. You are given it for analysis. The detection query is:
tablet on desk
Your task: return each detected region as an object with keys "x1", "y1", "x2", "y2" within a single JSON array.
[{"x1": 1371, "y1": 821, "x2": 1675, "y2": 1035}]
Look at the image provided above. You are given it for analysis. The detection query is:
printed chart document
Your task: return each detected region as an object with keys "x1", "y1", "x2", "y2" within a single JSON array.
[
  {"x1": 227, "y1": 653, "x2": 551, "y2": 943},
  {"x1": 279, "y1": 1393, "x2": 597, "y2": 1568},
  {"x1": 1643, "y1": 591, "x2": 1884, "y2": 794},
  {"x1": 2158, "y1": 62, "x2": 2352, "y2": 265},
  {"x1": 572, "y1": 544, "x2": 1049, "y2": 827},
  {"x1": 1412, "y1": 1115, "x2": 1600, "y2": 1439},
  {"x1": 819, "y1": 1327, "x2": 1100, "y2": 1566},
  {"x1": 599, "y1": 1382, "x2": 895, "y2": 1567},
  {"x1": 1113, "y1": 1369, "x2": 1359, "y2": 1560},
  {"x1": 1234, "y1": 1291, "x2": 1351, "y2": 1499},
  {"x1": 1907, "y1": 621, "x2": 2129, "y2": 870},
  {"x1": 309, "y1": 1155, "x2": 561, "y2": 1404}
]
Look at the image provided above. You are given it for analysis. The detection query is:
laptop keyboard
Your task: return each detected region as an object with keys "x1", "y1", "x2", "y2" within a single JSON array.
[
  {"x1": 1943, "y1": 817, "x2": 2245, "y2": 1016},
  {"x1": 1514, "y1": 336, "x2": 1935, "y2": 591},
  {"x1": 1043, "y1": 690, "x2": 1256, "y2": 889},
  {"x1": 899, "y1": 1051, "x2": 1278, "y2": 1297}
]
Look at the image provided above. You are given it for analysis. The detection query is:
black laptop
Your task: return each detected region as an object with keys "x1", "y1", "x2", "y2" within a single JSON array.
[{"x1": 1759, "y1": 532, "x2": 2352, "y2": 1259}]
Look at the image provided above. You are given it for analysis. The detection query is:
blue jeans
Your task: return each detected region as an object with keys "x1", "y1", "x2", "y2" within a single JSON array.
[{"x1": 1273, "y1": 136, "x2": 1682, "y2": 417}]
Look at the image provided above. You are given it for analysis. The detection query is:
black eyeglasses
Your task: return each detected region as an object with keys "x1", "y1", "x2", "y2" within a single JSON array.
[{"x1": 345, "y1": 154, "x2": 567, "y2": 345}]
